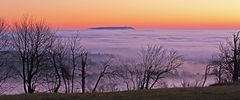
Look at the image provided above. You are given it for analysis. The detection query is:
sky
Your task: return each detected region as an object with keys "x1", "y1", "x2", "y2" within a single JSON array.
[{"x1": 1, "y1": 0, "x2": 240, "y2": 29}]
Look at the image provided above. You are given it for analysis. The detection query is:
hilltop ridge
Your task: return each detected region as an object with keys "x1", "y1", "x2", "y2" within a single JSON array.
[{"x1": 88, "y1": 26, "x2": 135, "y2": 30}]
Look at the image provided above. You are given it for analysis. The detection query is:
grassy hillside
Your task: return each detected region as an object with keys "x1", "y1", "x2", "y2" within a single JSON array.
[{"x1": 1, "y1": 86, "x2": 240, "y2": 100}]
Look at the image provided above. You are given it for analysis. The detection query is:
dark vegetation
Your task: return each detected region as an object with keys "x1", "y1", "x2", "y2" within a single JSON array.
[{"x1": 0, "y1": 15, "x2": 239, "y2": 99}]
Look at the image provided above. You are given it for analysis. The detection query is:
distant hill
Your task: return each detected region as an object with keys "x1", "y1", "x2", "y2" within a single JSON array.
[{"x1": 88, "y1": 26, "x2": 135, "y2": 30}]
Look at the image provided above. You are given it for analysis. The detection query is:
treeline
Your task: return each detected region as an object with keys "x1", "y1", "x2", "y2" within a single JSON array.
[
  {"x1": 0, "y1": 16, "x2": 184, "y2": 94},
  {"x1": 0, "y1": 16, "x2": 239, "y2": 94},
  {"x1": 206, "y1": 32, "x2": 240, "y2": 85}
]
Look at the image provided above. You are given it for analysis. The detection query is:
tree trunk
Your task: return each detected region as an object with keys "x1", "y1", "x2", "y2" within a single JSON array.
[
  {"x1": 233, "y1": 34, "x2": 239, "y2": 82},
  {"x1": 81, "y1": 53, "x2": 87, "y2": 93},
  {"x1": 71, "y1": 55, "x2": 76, "y2": 93}
]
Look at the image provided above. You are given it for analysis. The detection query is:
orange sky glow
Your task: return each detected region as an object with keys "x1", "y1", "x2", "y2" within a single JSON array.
[{"x1": 1, "y1": 0, "x2": 240, "y2": 29}]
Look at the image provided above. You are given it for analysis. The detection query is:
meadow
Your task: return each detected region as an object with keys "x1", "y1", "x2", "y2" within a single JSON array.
[{"x1": 1, "y1": 86, "x2": 240, "y2": 100}]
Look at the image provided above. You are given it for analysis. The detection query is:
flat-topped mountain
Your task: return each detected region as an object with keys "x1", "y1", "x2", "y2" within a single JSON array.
[{"x1": 88, "y1": 26, "x2": 135, "y2": 30}]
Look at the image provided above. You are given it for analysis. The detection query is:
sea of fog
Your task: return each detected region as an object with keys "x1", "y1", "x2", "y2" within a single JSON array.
[
  {"x1": 57, "y1": 29, "x2": 237, "y2": 73},
  {"x1": 6, "y1": 29, "x2": 238, "y2": 94}
]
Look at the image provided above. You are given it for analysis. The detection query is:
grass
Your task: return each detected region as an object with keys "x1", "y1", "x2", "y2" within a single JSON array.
[{"x1": 1, "y1": 86, "x2": 240, "y2": 100}]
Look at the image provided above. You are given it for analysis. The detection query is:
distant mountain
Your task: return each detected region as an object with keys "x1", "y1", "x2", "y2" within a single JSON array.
[{"x1": 88, "y1": 26, "x2": 135, "y2": 30}]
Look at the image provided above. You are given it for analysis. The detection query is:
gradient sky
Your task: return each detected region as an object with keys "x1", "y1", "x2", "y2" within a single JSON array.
[{"x1": 1, "y1": 0, "x2": 240, "y2": 29}]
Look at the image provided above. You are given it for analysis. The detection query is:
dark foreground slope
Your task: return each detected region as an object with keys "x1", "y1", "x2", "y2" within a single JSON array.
[{"x1": 1, "y1": 86, "x2": 240, "y2": 100}]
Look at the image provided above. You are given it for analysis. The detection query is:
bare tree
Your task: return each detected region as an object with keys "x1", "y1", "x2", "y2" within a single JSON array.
[
  {"x1": 92, "y1": 56, "x2": 114, "y2": 92},
  {"x1": 48, "y1": 38, "x2": 69, "y2": 93},
  {"x1": 138, "y1": 45, "x2": 183, "y2": 89},
  {"x1": 61, "y1": 65, "x2": 71, "y2": 93},
  {"x1": 177, "y1": 72, "x2": 205, "y2": 88},
  {"x1": 47, "y1": 35, "x2": 82, "y2": 94},
  {"x1": 207, "y1": 32, "x2": 240, "y2": 84},
  {"x1": 115, "y1": 45, "x2": 183, "y2": 90},
  {"x1": 69, "y1": 35, "x2": 82, "y2": 93},
  {"x1": 114, "y1": 62, "x2": 142, "y2": 91},
  {"x1": 232, "y1": 33, "x2": 239, "y2": 81},
  {"x1": 49, "y1": 38, "x2": 72, "y2": 94},
  {"x1": 201, "y1": 64, "x2": 211, "y2": 87},
  {"x1": 11, "y1": 16, "x2": 55, "y2": 93},
  {"x1": 208, "y1": 53, "x2": 232, "y2": 84},
  {"x1": 0, "y1": 18, "x2": 13, "y2": 94}
]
